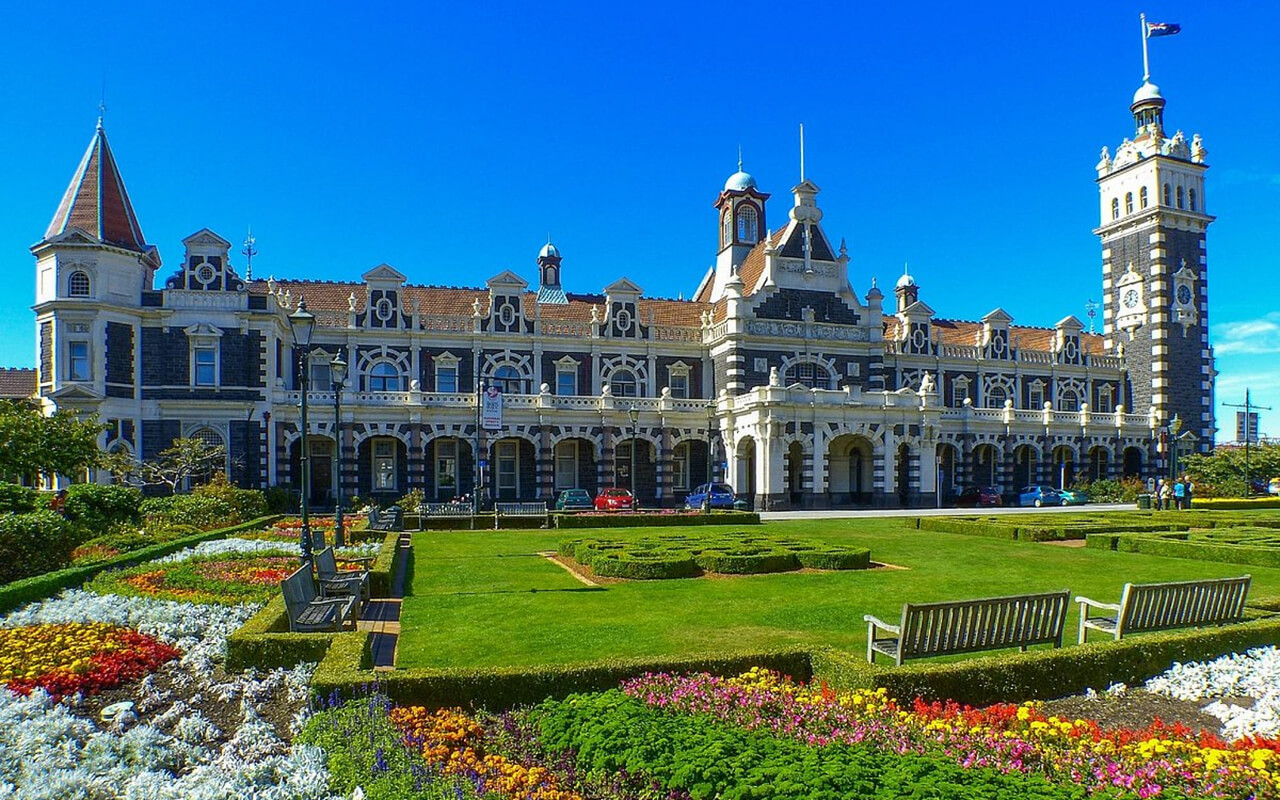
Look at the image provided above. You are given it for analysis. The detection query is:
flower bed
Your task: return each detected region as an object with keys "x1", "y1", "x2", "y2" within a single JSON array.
[
  {"x1": 0, "y1": 622, "x2": 179, "y2": 699},
  {"x1": 87, "y1": 551, "x2": 299, "y2": 605}
]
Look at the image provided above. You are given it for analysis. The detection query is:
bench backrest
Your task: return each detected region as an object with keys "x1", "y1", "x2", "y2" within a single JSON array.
[
  {"x1": 424, "y1": 502, "x2": 472, "y2": 516},
  {"x1": 496, "y1": 502, "x2": 548, "y2": 515},
  {"x1": 281, "y1": 566, "x2": 318, "y2": 615},
  {"x1": 899, "y1": 590, "x2": 1070, "y2": 658},
  {"x1": 314, "y1": 547, "x2": 338, "y2": 580},
  {"x1": 1119, "y1": 575, "x2": 1251, "y2": 635}
]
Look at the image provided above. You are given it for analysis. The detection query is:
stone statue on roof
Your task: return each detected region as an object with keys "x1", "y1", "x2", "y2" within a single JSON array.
[{"x1": 919, "y1": 372, "x2": 936, "y2": 395}]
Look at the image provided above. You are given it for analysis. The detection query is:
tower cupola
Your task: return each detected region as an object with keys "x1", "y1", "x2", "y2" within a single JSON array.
[
  {"x1": 1131, "y1": 81, "x2": 1166, "y2": 139},
  {"x1": 536, "y1": 239, "x2": 567, "y2": 304},
  {"x1": 894, "y1": 264, "x2": 919, "y2": 311}
]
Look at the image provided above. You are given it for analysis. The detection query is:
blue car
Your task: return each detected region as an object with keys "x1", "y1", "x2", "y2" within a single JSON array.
[
  {"x1": 1018, "y1": 485, "x2": 1062, "y2": 508},
  {"x1": 684, "y1": 482, "x2": 736, "y2": 510}
]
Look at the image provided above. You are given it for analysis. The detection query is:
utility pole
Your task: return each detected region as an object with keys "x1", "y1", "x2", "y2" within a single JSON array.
[{"x1": 1224, "y1": 389, "x2": 1272, "y2": 497}]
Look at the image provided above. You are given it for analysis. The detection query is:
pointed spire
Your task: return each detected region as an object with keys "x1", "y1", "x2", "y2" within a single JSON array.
[
  {"x1": 44, "y1": 124, "x2": 152, "y2": 258},
  {"x1": 737, "y1": 144, "x2": 743, "y2": 173}
]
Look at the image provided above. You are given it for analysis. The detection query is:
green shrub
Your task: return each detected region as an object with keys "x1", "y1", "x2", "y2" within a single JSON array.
[
  {"x1": 141, "y1": 494, "x2": 235, "y2": 530},
  {"x1": 530, "y1": 691, "x2": 1092, "y2": 800},
  {"x1": 264, "y1": 485, "x2": 297, "y2": 514},
  {"x1": 225, "y1": 596, "x2": 338, "y2": 671},
  {"x1": 64, "y1": 483, "x2": 142, "y2": 533},
  {"x1": 562, "y1": 532, "x2": 870, "y2": 580},
  {"x1": 555, "y1": 511, "x2": 761, "y2": 528},
  {"x1": 694, "y1": 548, "x2": 798, "y2": 574},
  {"x1": 0, "y1": 483, "x2": 38, "y2": 513},
  {"x1": 0, "y1": 510, "x2": 79, "y2": 583},
  {"x1": 192, "y1": 474, "x2": 267, "y2": 521},
  {"x1": 590, "y1": 550, "x2": 700, "y2": 580},
  {"x1": 797, "y1": 548, "x2": 871, "y2": 570}
]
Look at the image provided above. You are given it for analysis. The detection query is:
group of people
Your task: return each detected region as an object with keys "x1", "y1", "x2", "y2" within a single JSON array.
[{"x1": 1155, "y1": 476, "x2": 1194, "y2": 510}]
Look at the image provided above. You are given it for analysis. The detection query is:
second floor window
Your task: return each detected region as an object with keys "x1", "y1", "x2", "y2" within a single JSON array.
[
  {"x1": 368, "y1": 362, "x2": 401, "y2": 392},
  {"x1": 669, "y1": 372, "x2": 688, "y2": 398},
  {"x1": 68, "y1": 341, "x2": 90, "y2": 381},
  {"x1": 556, "y1": 366, "x2": 576, "y2": 396},
  {"x1": 309, "y1": 361, "x2": 331, "y2": 391},
  {"x1": 611, "y1": 369, "x2": 638, "y2": 397},
  {"x1": 493, "y1": 365, "x2": 523, "y2": 394},
  {"x1": 436, "y1": 365, "x2": 458, "y2": 393},
  {"x1": 194, "y1": 347, "x2": 217, "y2": 386}
]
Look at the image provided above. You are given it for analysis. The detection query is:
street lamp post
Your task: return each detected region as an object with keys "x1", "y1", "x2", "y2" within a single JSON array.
[
  {"x1": 1168, "y1": 414, "x2": 1183, "y2": 482},
  {"x1": 287, "y1": 299, "x2": 316, "y2": 565},
  {"x1": 628, "y1": 406, "x2": 639, "y2": 508},
  {"x1": 703, "y1": 399, "x2": 716, "y2": 514},
  {"x1": 330, "y1": 355, "x2": 348, "y2": 547}
]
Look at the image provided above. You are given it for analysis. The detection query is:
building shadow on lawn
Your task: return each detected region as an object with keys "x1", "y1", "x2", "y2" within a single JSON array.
[{"x1": 448, "y1": 586, "x2": 607, "y2": 597}]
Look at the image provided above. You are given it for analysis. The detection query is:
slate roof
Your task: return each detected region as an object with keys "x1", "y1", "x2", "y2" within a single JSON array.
[{"x1": 44, "y1": 124, "x2": 151, "y2": 254}]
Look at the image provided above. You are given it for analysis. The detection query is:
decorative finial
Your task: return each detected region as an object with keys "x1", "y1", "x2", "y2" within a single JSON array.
[
  {"x1": 242, "y1": 228, "x2": 258, "y2": 281},
  {"x1": 97, "y1": 78, "x2": 107, "y2": 129},
  {"x1": 737, "y1": 144, "x2": 743, "y2": 172},
  {"x1": 839, "y1": 237, "x2": 847, "y2": 257},
  {"x1": 871, "y1": 276, "x2": 877, "y2": 289}
]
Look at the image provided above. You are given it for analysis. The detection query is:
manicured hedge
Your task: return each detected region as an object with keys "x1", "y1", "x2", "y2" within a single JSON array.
[
  {"x1": 912, "y1": 516, "x2": 1187, "y2": 543},
  {"x1": 367, "y1": 532, "x2": 403, "y2": 597},
  {"x1": 694, "y1": 548, "x2": 798, "y2": 574},
  {"x1": 0, "y1": 511, "x2": 80, "y2": 584},
  {"x1": 1112, "y1": 531, "x2": 1280, "y2": 568},
  {"x1": 555, "y1": 511, "x2": 760, "y2": 529},
  {"x1": 1192, "y1": 497, "x2": 1280, "y2": 510},
  {"x1": 311, "y1": 643, "x2": 814, "y2": 710},
  {"x1": 811, "y1": 616, "x2": 1280, "y2": 707},
  {"x1": 564, "y1": 532, "x2": 870, "y2": 580},
  {"x1": 0, "y1": 515, "x2": 280, "y2": 614}
]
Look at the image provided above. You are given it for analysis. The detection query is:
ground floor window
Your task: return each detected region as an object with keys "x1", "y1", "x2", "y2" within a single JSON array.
[
  {"x1": 373, "y1": 439, "x2": 397, "y2": 491},
  {"x1": 672, "y1": 442, "x2": 689, "y2": 490},
  {"x1": 555, "y1": 441, "x2": 577, "y2": 490},
  {"x1": 497, "y1": 441, "x2": 518, "y2": 495},
  {"x1": 435, "y1": 439, "x2": 457, "y2": 500}
]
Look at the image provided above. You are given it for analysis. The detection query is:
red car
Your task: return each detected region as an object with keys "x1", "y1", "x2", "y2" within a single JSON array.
[
  {"x1": 594, "y1": 488, "x2": 635, "y2": 511},
  {"x1": 955, "y1": 486, "x2": 1003, "y2": 508}
]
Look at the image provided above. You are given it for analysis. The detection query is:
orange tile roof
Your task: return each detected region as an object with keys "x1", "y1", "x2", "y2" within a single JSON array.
[
  {"x1": 692, "y1": 227, "x2": 787, "y2": 303},
  {"x1": 45, "y1": 126, "x2": 149, "y2": 254},
  {"x1": 0, "y1": 368, "x2": 36, "y2": 399},
  {"x1": 883, "y1": 317, "x2": 1107, "y2": 354}
]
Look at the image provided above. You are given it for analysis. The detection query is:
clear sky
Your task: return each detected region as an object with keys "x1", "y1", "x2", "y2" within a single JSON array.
[{"x1": 2, "y1": 1, "x2": 1276, "y2": 437}]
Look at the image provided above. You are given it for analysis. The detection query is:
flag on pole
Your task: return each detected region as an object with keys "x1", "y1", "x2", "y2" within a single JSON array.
[{"x1": 1146, "y1": 21, "x2": 1182, "y2": 38}]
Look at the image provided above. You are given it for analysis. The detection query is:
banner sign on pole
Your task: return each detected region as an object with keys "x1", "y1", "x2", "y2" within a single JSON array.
[{"x1": 481, "y1": 386, "x2": 504, "y2": 430}]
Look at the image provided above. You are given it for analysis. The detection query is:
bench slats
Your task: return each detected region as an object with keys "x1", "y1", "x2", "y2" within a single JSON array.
[
  {"x1": 876, "y1": 590, "x2": 1069, "y2": 665},
  {"x1": 1081, "y1": 576, "x2": 1250, "y2": 642}
]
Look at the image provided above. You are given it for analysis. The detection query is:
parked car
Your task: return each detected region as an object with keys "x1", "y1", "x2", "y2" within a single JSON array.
[
  {"x1": 1018, "y1": 486, "x2": 1062, "y2": 508},
  {"x1": 554, "y1": 489, "x2": 594, "y2": 511},
  {"x1": 593, "y1": 488, "x2": 635, "y2": 511},
  {"x1": 1269, "y1": 477, "x2": 1280, "y2": 496},
  {"x1": 684, "y1": 482, "x2": 736, "y2": 510},
  {"x1": 955, "y1": 486, "x2": 1003, "y2": 508},
  {"x1": 1057, "y1": 488, "x2": 1089, "y2": 506}
]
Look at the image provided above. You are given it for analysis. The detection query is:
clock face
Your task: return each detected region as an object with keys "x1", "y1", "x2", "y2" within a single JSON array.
[
  {"x1": 1123, "y1": 289, "x2": 1139, "y2": 309},
  {"x1": 1177, "y1": 284, "x2": 1193, "y2": 305}
]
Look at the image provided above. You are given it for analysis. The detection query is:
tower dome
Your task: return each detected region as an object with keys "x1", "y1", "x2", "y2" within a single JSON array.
[
  {"x1": 1132, "y1": 81, "x2": 1163, "y2": 105},
  {"x1": 538, "y1": 241, "x2": 560, "y2": 259},
  {"x1": 895, "y1": 271, "x2": 916, "y2": 289},
  {"x1": 724, "y1": 169, "x2": 757, "y2": 191}
]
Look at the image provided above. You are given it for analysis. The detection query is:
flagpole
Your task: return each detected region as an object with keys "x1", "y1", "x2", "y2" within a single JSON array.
[{"x1": 1140, "y1": 12, "x2": 1150, "y2": 81}]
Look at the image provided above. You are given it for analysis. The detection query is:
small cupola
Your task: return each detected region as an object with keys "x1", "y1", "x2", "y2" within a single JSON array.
[
  {"x1": 1131, "y1": 81, "x2": 1166, "y2": 139},
  {"x1": 536, "y1": 239, "x2": 567, "y2": 304},
  {"x1": 714, "y1": 156, "x2": 769, "y2": 255},
  {"x1": 894, "y1": 264, "x2": 918, "y2": 311}
]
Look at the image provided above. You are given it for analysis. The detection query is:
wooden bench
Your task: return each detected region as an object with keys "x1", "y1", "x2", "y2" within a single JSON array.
[
  {"x1": 494, "y1": 501, "x2": 549, "y2": 529},
  {"x1": 280, "y1": 566, "x2": 357, "y2": 633},
  {"x1": 315, "y1": 546, "x2": 370, "y2": 604},
  {"x1": 864, "y1": 590, "x2": 1070, "y2": 665},
  {"x1": 367, "y1": 506, "x2": 404, "y2": 533},
  {"x1": 421, "y1": 502, "x2": 475, "y2": 530},
  {"x1": 1076, "y1": 575, "x2": 1251, "y2": 643}
]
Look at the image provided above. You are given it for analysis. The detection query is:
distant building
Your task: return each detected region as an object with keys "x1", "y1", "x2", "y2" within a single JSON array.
[
  {"x1": 0, "y1": 368, "x2": 36, "y2": 401},
  {"x1": 30, "y1": 81, "x2": 1214, "y2": 506}
]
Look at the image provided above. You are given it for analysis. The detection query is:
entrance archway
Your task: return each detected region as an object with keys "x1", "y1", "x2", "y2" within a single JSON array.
[
  {"x1": 1122, "y1": 446, "x2": 1144, "y2": 478},
  {"x1": 971, "y1": 443, "x2": 999, "y2": 488},
  {"x1": 936, "y1": 443, "x2": 958, "y2": 501},
  {"x1": 896, "y1": 442, "x2": 912, "y2": 506},
  {"x1": 785, "y1": 441, "x2": 805, "y2": 506},
  {"x1": 1052, "y1": 445, "x2": 1076, "y2": 489},
  {"x1": 1012, "y1": 444, "x2": 1036, "y2": 488},
  {"x1": 735, "y1": 437, "x2": 756, "y2": 505},
  {"x1": 827, "y1": 434, "x2": 873, "y2": 506},
  {"x1": 1087, "y1": 446, "x2": 1109, "y2": 483}
]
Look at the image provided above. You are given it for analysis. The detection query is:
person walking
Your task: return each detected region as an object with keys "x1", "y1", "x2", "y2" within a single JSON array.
[
  {"x1": 1183, "y1": 476, "x2": 1194, "y2": 509},
  {"x1": 1159, "y1": 479, "x2": 1173, "y2": 511},
  {"x1": 1154, "y1": 478, "x2": 1166, "y2": 511},
  {"x1": 1173, "y1": 478, "x2": 1186, "y2": 510}
]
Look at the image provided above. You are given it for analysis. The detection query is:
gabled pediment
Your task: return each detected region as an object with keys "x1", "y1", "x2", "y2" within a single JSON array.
[
  {"x1": 182, "y1": 228, "x2": 232, "y2": 248},
  {"x1": 486, "y1": 270, "x2": 529, "y2": 290},
  {"x1": 183, "y1": 323, "x2": 224, "y2": 338},
  {"x1": 791, "y1": 179, "x2": 821, "y2": 194},
  {"x1": 43, "y1": 228, "x2": 100, "y2": 246},
  {"x1": 1055, "y1": 315, "x2": 1085, "y2": 332},
  {"x1": 48, "y1": 384, "x2": 103, "y2": 401},
  {"x1": 901, "y1": 300, "x2": 936, "y2": 317},
  {"x1": 982, "y1": 308, "x2": 1013, "y2": 325},
  {"x1": 362, "y1": 264, "x2": 408, "y2": 284},
  {"x1": 604, "y1": 277, "x2": 643, "y2": 296}
]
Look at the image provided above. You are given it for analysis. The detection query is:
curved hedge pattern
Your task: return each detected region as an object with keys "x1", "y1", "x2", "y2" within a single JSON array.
[{"x1": 560, "y1": 532, "x2": 871, "y2": 580}]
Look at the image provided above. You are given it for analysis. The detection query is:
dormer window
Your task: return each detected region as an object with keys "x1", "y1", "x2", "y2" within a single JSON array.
[
  {"x1": 737, "y1": 204, "x2": 759, "y2": 243},
  {"x1": 1111, "y1": 197, "x2": 1120, "y2": 220},
  {"x1": 68, "y1": 271, "x2": 91, "y2": 297},
  {"x1": 1139, "y1": 186, "x2": 1148, "y2": 209},
  {"x1": 1124, "y1": 192, "x2": 1134, "y2": 215}
]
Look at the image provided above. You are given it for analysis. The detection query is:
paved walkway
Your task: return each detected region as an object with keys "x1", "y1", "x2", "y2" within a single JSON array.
[
  {"x1": 355, "y1": 532, "x2": 411, "y2": 670},
  {"x1": 760, "y1": 502, "x2": 1134, "y2": 521}
]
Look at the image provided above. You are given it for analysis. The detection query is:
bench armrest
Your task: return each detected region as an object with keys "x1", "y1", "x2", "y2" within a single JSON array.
[
  {"x1": 1074, "y1": 596, "x2": 1121, "y2": 612},
  {"x1": 863, "y1": 615, "x2": 901, "y2": 635},
  {"x1": 338, "y1": 555, "x2": 376, "y2": 567}
]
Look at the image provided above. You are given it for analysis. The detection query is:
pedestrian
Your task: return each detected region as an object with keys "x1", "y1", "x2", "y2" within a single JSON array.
[
  {"x1": 1154, "y1": 478, "x2": 1165, "y2": 511},
  {"x1": 1173, "y1": 478, "x2": 1185, "y2": 510},
  {"x1": 49, "y1": 488, "x2": 68, "y2": 516},
  {"x1": 1159, "y1": 479, "x2": 1173, "y2": 511},
  {"x1": 1184, "y1": 476, "x2": 1194, "y2": 509}
]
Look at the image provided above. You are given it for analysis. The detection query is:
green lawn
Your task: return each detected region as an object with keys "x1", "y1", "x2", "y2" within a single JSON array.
[{"x1": 395, "y1": 516, "x2": 1280, "y2": 670}]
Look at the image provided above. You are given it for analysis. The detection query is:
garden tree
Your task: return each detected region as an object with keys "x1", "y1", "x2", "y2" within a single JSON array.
[
  {"x1": 1181, "y1": 442, "x2": 1280, "y2": 498},
  {"x1": 0, "y1": 400, "x2": 104, "y2": 481},
  {"x1": 136, "y1": 437, "x2": 231, "y2": 493}
]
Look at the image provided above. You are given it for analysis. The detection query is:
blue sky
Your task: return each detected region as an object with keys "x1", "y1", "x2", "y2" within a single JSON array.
[{"x1": 2, "y1": 1, "x2": 1276, "y2": 437}]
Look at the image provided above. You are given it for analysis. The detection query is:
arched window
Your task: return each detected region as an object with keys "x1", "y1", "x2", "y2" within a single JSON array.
[
  {"x1": 1139, "y1": 186, "x2": 1148, "y2": 209},
  {"x1": 784, "y1": 361, "x2": 832, "y2": 389},
  {"x1": 986, "y1": 384, "x2": 1007, "y2": 408},
  {"x1": 1176, "y1": 185, "x2": 1184, "y2": 209},
  {"x1": 189, "y1": 427, "x2": 225, "y2": 486},
  {"x1": 1058, "y1": 390, "x2": 1080, "y2": 412},
  {"x1": 736, "y1": 205, "x2": 758, "y2": 243},
  {"x1": 722, "y1": 212, "x2": 732, "y2": 247},
  {"x1": 1110, "y1": 197, "x2": 1119, "y2": 220},
  {"x1": 1124, "y1": 192, "x2": 1133, "y2": 215},
  {"x1": 610, "y1": 369, "x2": 638, "y2": 397},
  {"x1": 368, "y1": 361, "x2": 402, "y2": 392},
  {"x1": 1162, "y1": 183, "x2": 1172, "y2": 206},
  {"x1": 493, "y1": 365, "x2": 523, "y2": 394},
  {"x1": 68, "y1": 271, "x2": 91, "y2": 297},
  {"x1": 1188, "y1": 188, "x2": 1197, "y2": 212}
]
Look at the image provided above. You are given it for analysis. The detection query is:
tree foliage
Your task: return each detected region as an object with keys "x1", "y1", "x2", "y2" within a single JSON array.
[
  {"x1": 0, "y1": 401, "x2": 104, "y2": 481},
  {"x1": 1181, "y1": 442, "x2": 1280, "y2": 498},
  {"x1": 135, "y1": 437, "x2": 230, "y2": 492}
]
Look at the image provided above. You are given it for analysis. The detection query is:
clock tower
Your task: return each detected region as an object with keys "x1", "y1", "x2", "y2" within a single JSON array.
[{"x1": 1095, "y1": 78, "x2": 1214, "y2": 452}]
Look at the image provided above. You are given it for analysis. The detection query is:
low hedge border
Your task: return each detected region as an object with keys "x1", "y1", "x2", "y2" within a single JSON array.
[
  {"x1": 556, "y1": 511, "x2": 760, "y2": 529},
  {"x1": 1192, "y1": 498, "x2": 1280, "y2": 510},
  {"x1": 310, "y1": 642, "x2": 813, "y2": 710},
  {"x1": 913, "y1": 516, "x2": 1185, "y2": 543},
  {"x1": 0, "y1": 515, "x2": 281, "y2": 614},
  {"x1": 1109, "y1": 531, "x2": 1280, "y2": 569},
  {"x1": 225, "y1": 535, "x2": 408, "y2": 672},
  {"x1": 810, "y1": 614, "x2": 1280, "y2": 707},
  {"x1": 303, "y1": 614, "x2": 1280, "y2": 710}
]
